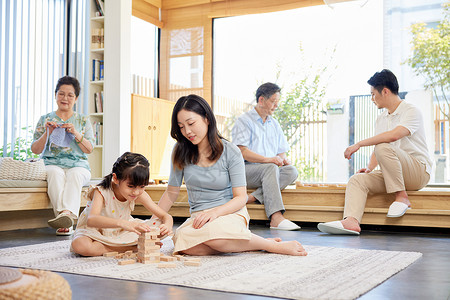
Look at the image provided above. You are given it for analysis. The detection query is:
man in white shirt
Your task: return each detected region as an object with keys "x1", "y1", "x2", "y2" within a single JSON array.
[
  {"x1": 318, "y1": 69, "x2": 432, "y2": 235},
  {"x1": 232, "y1": 82, "x2": 300, "y2": 230}
]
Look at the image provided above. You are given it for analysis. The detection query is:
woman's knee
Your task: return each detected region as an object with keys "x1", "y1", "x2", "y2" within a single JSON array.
[{"x1": 46, "y1": 165, "x2": 65, "y2": 179}]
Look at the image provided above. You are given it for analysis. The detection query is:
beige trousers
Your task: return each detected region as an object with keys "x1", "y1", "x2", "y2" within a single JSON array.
[
  {"x1": 344, "y1": 143, "x2": 430, "y2": 222},
  {"x1": 46, "y1": 165, "x2": 91, "y2": 218}
]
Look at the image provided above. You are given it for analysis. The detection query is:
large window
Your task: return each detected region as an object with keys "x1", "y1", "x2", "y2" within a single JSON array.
[
  {"x1": 213, "y1": 0, "x2": 448, "y2": 184},
  {"x1": 0, "y1": 0, "x2": 88, "y2": 160},
  {"x1": 130, "y1": 16, "x2": 158, "y2": 98}
]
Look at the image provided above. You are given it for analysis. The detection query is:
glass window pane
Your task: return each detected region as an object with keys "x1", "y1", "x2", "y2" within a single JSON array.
[{"x1": 213, "y1": 0, "x2": 448, "y2": 184}]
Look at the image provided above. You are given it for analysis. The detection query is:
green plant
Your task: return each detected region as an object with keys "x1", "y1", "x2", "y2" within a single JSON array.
[
  {"x1": 273, "y1": 45, "x2": 335, "y2": 181},
  {"x1": 0, "y1": 127, "x2": 39, "y2": 161},
  {"x1": 405, "y1": 2, "x2": 450, "y2": 118}
]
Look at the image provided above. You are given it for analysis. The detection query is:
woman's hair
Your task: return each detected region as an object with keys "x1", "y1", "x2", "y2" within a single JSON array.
[
  {"x1": 171, "y1": 94, "x2": 224, "y2": 169},
  {"x1": 98, "y1": 152, "x2": 150, "y2": 189},
  {"x1": 55, "y1": 76, "x2": 81, "y2": 97}
]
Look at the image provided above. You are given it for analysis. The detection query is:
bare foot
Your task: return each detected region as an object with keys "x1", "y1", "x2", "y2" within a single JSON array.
[
  {"x1": 268, "y1": 240, "x2": 307, "y2": 256},
  {"x1": 341, "y1": 217, "x2": 361, "y2": 233},
  {"x1": 247, "y1": 194, "x2": 257, "y2": 204}
]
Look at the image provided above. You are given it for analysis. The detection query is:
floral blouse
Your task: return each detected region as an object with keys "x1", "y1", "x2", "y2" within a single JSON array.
[{"x1": 33, "y1": 111, "x2": 95, "y2": 170}]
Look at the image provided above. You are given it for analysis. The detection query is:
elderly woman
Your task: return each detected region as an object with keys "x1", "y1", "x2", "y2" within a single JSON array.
[{"x1": 31, "y1": 76, "x2": 94, "y2": 235}]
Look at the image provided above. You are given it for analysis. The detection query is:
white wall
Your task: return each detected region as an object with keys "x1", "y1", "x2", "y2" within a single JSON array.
[
  {"x1": 405, "y1": 90, "x2": 437, "y2": 181},
  {"x1": 103, "y1": 0, "x2": 132, "y2": 175},
  {"x1": 326, "y1": 99, "x2": 350, "y2": 183}
]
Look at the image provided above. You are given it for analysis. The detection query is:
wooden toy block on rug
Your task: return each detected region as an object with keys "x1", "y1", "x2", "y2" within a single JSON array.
[
  {"x1": 118, "y1": 259, "x2": 136, "y2": 265},
  {"x1": 137, "y1": 227, "x2": 161, "y2": 264},
  {"x1": 160, "y1": 255, "x2": 176, "y2": 262},
  {"x1": 103, "y1": 251, "x2": 118, "y2": 257},
  {"x1": 184, "y1": 259, "x2": 201, "y2": 266},
  {"x1": 174, "y1": 255, "x2": 185, "y2": 261}
]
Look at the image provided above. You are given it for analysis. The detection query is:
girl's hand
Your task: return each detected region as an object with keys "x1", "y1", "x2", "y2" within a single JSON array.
[
  {"x1": 119, "y1": 220, "x2": 151, "y2": 234},
  {"x1": 159, "y1": 223, "x2": 173, "y2": 237},
  {"x1": 192, "y1": 209, "x2": 218, "y2": 229}
]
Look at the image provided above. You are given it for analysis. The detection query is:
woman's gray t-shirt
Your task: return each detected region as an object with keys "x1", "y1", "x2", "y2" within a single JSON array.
[{"x1": 168, "y1": 140, "x2": 247, "y2": 213}]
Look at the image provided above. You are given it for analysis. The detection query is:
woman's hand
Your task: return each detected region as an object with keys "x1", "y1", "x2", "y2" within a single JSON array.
[
  {"x1": 119, "y1": 219, "x2": 152, "y2": 235},
  {"x1": 357, "y1": 168, "x2": 372, "y2": 173},
  {"x1": 45, "y1": 121, "x2": 59, "y2": 135},
  {"x1": 192, "y1": 209, "x2": 219, "y2": 229},
  {"x1": 60, "y1": 123, "x2": 78, "y2": 135}
]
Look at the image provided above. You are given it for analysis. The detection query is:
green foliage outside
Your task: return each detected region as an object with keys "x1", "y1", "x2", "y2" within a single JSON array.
[
  {"x1": 0, "y1": 126, "x2": 39, "y2": 161},
  {"x1": 405, "y1": 2, "x2": 450, "y2": 118},
  {"x1": 273, "y1": 45, "x2": 335, "y2": 182}
]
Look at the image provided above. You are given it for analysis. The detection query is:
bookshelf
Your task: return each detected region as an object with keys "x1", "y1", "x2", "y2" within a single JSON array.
[{"x1": 88, "y1": 0, "x2": 105, "y2": 179}]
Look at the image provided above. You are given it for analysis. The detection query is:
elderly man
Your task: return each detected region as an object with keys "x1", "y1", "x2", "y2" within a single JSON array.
[
  {"x1": 318, "y1": 69, "x2": 431, "y2": 235},
  {"x1": 232, "y1": 82, "x2": 300, "y2": 230}
]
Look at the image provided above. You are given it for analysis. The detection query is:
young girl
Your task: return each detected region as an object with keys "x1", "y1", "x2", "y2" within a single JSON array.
[
  {"x1": 71, "y1": 152, "x2": 173, "y2": 256},
  {"x1": 156, "y1": 94, "x2": 307, "y2": 256}
]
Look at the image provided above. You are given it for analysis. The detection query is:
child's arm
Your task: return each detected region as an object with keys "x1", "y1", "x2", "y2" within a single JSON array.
[
  {"x1": 87, "y1": 190, "x2": 151, "y2": 234},
  {"x1": 136, "y1": 191, "x2": 174, "y2": 237},
  {"x1": 192, "y1": 186, "x2": 247, "y2": 229}
]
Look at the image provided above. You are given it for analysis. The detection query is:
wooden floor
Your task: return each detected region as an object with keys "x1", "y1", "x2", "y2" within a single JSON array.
[{"x1": 0, "y1": 222, "x2": 449, "y2": 300}]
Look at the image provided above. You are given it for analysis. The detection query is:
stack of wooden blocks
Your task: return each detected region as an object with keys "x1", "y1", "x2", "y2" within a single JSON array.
[
  {"x1": 105, "y1": 226, "x2": 202, "y2": 268},
  {"x1": 137, "y1": 227, "x2": 161, "y2": 264}
]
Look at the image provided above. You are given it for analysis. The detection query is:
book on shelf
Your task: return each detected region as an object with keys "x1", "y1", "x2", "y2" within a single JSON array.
[
  {"x1": 93, "y1": 0, "x2": 105, "y2": 16},
  {"x1": 92, "y1": 59, "x2": 104, "y2": 81},
  {"x1": 94, "y1": 91, "x2": 104, "y2": 113},
  {"x1": 91, "y1": 28, "x2": 103, "y2": 49},
  {"x1": 92, "y1": 121, "x2": 103, "y2": 145},
  {"x1": 100, "y1": 28, "x2": 104, "y2": 48}
]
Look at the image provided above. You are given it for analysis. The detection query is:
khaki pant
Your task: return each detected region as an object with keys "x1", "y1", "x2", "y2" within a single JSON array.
[{"x1": 344, "y1": 143, "x2": 430, "y2": 222}]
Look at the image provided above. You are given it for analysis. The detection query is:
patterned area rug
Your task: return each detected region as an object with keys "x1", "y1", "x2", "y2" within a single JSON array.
[{"x1": 0, "y1": 239, "x2": 421, "y2": 300}]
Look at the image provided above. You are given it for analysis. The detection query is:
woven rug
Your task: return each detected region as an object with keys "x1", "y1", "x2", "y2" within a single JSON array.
[{"x1": 0, "y1": 239, "x2": 421, "y2": 300}]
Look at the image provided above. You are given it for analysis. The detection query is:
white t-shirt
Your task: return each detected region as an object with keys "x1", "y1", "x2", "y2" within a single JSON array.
[{"x1": 375, "y1": 101, "x2": 432, "y2": 174}]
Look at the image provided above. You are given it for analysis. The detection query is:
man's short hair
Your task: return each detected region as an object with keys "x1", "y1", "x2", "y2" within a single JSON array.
[
  {"x1": 256, "y1": 82, "x2": 281, "y2": 103},
  {"x1": 367, "y1": 69, "x2": 399, "y2": 95}
]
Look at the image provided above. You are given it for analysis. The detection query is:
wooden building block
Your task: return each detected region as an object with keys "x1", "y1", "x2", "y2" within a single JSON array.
[
  {"x1": 157, "y1": 263, "x2": 176, "y2": 268},
  {"x1": 125, "y1": 250, "x2": 133, "y2": 255},
  {"x1": 115, "y1": 253, "x2": 125, "y2": 259},
  {"x1": 174, "y1": 255, "x2": 185, "y2": 261},
  {"x1": 185, "y1": 257, "x2": 200, "y2": 262},
  {"x1": 184, "y1": 260, "x2": 201, "y2": 266},
  {"x1": 103, "y1": 251, "x2": 119, "y2": 257},
  {"x1": 118, "y1": 259, "x2": 136, "y2": 265},
  {"x1": 160, "y1": 256, "x2": 176, "y2": 262}
]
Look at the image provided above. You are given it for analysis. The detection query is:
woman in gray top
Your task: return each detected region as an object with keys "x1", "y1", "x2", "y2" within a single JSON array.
[{"x1": 157, "y1": 94, "x2": 307, "y2": 256}]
